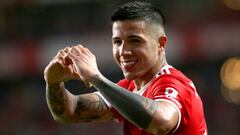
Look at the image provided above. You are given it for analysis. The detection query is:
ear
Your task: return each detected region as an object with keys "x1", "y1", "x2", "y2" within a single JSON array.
[{"x1": 159, "y1": 35, "x2": 167, "y2": 48}]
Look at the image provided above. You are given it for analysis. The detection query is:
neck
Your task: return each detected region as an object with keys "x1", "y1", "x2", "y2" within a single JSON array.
[{"x1": 134, "y1": 58, "x2": 168, "y2": 90}]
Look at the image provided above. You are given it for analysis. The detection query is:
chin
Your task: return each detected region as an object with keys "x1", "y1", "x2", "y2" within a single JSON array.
[{"x1": 123, "y1": 72, "x2": 137, "y2": 80}]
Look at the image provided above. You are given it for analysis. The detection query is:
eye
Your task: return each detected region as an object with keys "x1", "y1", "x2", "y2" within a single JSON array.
[
  {"x1": 112, "y1": 39, "x2": 123, "y2": 46},
  {"x1": 129, "y1": 38, "x2": 141, "y2": 43}
]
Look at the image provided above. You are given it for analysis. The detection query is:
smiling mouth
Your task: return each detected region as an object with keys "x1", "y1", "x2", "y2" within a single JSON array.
[{"x1": 121, "y1": 60, "x2": 138, "y2": 70}]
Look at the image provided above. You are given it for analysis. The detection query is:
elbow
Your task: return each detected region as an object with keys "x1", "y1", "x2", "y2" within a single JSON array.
[
  {"x1": 52, "y1": 114, "x2": 75, "y2": 124},
  {"x1": 147, "y1": 111, "x2": 179, "y2": 135},
  {"x1": 49, "y1": 109, "x2": 75, "y2": 124},
  {"x1": 47, "y1": 92, "x2": 78, "y2": 124},
  {"x1": 146, "y1": 101, "x2": 179, "y2": 135},
  {"x1": 50, "y1": 112, "x2": 68, "y2": 124},
  {"x1": 158, "y1": 117, "x2": 177, "y2": 134},
  {"x1": 147, "y1": 117, "x2": 176, "y2": 135},
  {"x1": 53, "y1": 115, "x2": 66, "y2": 123}
]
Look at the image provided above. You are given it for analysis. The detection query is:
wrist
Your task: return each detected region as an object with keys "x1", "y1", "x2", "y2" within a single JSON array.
[
  {"x1": 88, "y1": 72, "x2": 103, "y2": 87},
  {"x1": 46, "y1": 82, "x2": 65, "y2": 89}
]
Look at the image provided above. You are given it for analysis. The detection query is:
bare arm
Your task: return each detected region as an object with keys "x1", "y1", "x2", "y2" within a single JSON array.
[
  {"x1": 46, "y1": 82, "x2": 113, "y2": 123},
  {"x1": 65, "y1": 45, "x2": 179, "y2": 134},
  {"x1": 90, "y1": 74, "x2": 179, "y2": 135},
  {"x1": 44, "y1": 47, "x2": 113, "y2": 124}
]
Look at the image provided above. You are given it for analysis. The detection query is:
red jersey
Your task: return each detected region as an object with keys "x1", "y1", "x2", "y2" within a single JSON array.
[{"x1": 109, "y1": 65, "x2": 207, "y2": 135}]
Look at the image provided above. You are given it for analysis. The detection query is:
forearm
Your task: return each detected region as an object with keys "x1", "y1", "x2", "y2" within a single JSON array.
[
  {"x1": 46, "y1": 82, "x2": 77, "y2": 122},
  {"x1": 46, "y1": 81, "x2": 114, "y2": 123},
  {"x1": 90, "y1": 74, "x2": 158, "y2": 129}
]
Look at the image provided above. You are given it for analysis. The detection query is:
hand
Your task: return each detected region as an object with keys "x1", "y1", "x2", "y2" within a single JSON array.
[
  {"x1": 65, "y1": 45, "x2": 100, "y2": 87},
  {"x1": 44, "y1": 47, "x2": 79, "y2": 84}
]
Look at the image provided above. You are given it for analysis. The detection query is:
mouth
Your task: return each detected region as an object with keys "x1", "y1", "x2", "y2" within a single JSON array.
[{"x1": 120, "y1": 60, "x2": 138, "y2": 71}]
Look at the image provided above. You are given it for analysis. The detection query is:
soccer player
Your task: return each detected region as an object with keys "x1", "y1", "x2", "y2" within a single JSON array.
[{"x1": 44, "y1": 1, "x2": 207, "y2": 135}]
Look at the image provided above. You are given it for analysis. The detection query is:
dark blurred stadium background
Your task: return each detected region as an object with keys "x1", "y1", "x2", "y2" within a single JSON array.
[{"x1": 0, "y1": 0, "x2": 240, "y2": 135}]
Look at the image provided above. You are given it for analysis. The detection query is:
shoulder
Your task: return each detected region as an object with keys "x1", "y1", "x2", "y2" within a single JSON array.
[
  {"x1": 117, "y1": 78, "x2": 134, "y2": 89},
  {"x1": 147, "y1": 66, "x2": 197, "y2": 105},
  {"x1": 151, "y1": 66, "x2": 191, "y2": 89}
]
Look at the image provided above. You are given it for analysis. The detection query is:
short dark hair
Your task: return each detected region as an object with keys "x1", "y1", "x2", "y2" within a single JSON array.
[{"x1": 111, "y1": 1, "x2": 165, "y2": 28}]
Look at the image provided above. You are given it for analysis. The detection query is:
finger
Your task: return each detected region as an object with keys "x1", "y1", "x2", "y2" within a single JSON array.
[
  {"x1": 70, "y1": 46, "x2": 78, "y2": 54},
  {"x1": 78, "y1": 46, "x2": 95, "y2": 59},
  {"x1": 69, "y1": 59, "x2": 81, "y2": 78},
  {"x1": 63, "y1": 47, "x2": 71, "y2": 53},
  {"x1": 67, "y1": 53, "x2": 89, "y2": 83},
  {"x1": 66, "y1": 52, "x2": 80, "y2": 71},
  {"x1": 67, "y1": 47, "x2": 93, "y2": 88},
  {"x1": 65, "y1": 53, "x2": 79, "y2": 75},
  {"x1": 66, "y1": 51, "x2": 79, "y2": 62},
  {"x1": 66, "y1": 64, "x2": 79, "y2": 79},
  {"x1": 76, "y1": 45, "x2": 91, "y2": 56},
  {"x1": 53, "y1": 46, "x2": 71, "y2": 59},
  {"x1": 77, "y1": 45, "x2": 89, "y2": 55},
  {"x1": 77, "y1": 44, "x2": 84, "y2": 48},
  {"x1": 82, "y1": 47, "x2": 94, "y2": 57},
  {"x1": 63, "y1": 55, "x2": 73, "y2": 66},
  {"x1": 53, "y1": 49, "x2": 66, "y2": 61}
]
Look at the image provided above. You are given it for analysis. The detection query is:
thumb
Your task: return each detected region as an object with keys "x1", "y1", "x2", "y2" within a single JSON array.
[
  {"x1": 66, "y1": 51, "x2": 92, "y2": 88},
  {"x1": 84, "y1": 81, "x2": 93, "y2": 88},
  {"x1": 63, "y1": 55, "x2": 73, "y2": 66}
]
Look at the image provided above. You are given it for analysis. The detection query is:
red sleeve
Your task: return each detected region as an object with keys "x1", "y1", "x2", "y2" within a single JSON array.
[
  {"x1": 150, "y1": 73, "x2": 207, "y2": 134},
  {"x1": 149, "y1": 75, "x2": 191, "y2": 132},
  {"x1": 151, "y1": 75, "x2": 186, "y2": 111}
]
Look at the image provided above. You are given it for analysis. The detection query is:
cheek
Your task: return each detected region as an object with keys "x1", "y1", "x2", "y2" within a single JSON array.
[
  {"x1": 143, "y1": 49, "x2": 159, "y2": 65},
  {"x1": 113, "y1": 48, "x2": 120, "y2": 63}
]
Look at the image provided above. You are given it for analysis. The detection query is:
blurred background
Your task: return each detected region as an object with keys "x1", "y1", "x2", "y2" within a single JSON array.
[{"x1": 0, "y1": 0, "x2": 240, "y2": 135}]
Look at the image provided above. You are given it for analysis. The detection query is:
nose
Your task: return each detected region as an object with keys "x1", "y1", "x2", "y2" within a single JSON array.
[{"x1": 119, "y1": 42, "x2": 132, "y2": 56}]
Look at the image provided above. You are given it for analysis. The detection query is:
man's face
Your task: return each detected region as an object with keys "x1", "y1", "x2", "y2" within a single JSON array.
[{"x1": 112, "y1": 20, "x2": 162, "y2": 80}]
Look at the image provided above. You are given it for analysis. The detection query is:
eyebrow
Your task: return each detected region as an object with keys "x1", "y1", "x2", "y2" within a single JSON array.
[
  {"x1": 127, "y1": 35, "x2": 142, "y2": 39},
  {"x1": 112, "y1": 34, "x2": 143, "y2": 40},
  {"x1": 112, "y1": 37, "x2": 121, "y2": 41}
]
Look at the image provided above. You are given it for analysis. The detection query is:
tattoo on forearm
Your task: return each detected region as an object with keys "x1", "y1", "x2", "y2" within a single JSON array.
[
  {"x1": 77, "y1": 95, "x2": 107, "y2": 113},
  {"x1": 47, "y1": 81, "x2": 112, "y2": 123},
  {"x1": 74, "y1": 94, "x2": 110, "y2": 122},
  {"x1": 46, "y1": 84, "x2": 66, "y2": 115}
]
